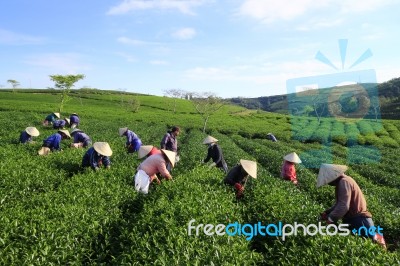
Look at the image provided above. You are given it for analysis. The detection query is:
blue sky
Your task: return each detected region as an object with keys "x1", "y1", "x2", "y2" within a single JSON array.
[{"x1": 1, "y1": 0, "x2": 399, "y2": 98}]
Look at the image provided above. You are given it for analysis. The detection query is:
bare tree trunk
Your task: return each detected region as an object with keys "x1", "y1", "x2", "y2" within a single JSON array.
[
  {"x1": 174, "y1": 99, "x2": 177, "y2": 113},
  {"x1": 202, "y1": 115, "x2": 210, "y2": 133}
]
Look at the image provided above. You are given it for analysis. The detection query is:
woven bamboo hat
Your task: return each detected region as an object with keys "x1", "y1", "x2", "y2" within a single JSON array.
[
  {"x1": 240, "y1": 159, "x2": 257, "y2": 179},
  {"x1": 202, "y1": 136, "x2": 218, "y2": 144},
  {"x1": 317, "y1": 164, "x2": 348, "y2": 188},
  {"x1": 283, "y1": 152, "x2": 302, "y2": 164},
  {"x1": 70, "y1": 128, "x2": 82, "y2": 135},
  {"x1": 64, "y1": 118, "x2": 70, "y2": 124},
  {"x1": 58, "y1": 129, "x2": 71, "y2": 138},
  {"x1": 93, "y1": 142, "x2": 113, "y2": 156},
  {"x1": 138, "y1": 145, "x2": 154, "y2": 159},
  {"x1": 119, "y1": 127, "x2": 128, "y2": 136},
  {"x1": 25, "y1": 127, "x2": 40, "y2": 137},
  {"x1": 54, "y1": 112, "x2": 60, "y2": 118},
  {"x1": 38, "y1": 147, "x2": 51, "y2": 156},
  {"x1": 161, "y1": 149, "x2": 176, "y2": 167}
]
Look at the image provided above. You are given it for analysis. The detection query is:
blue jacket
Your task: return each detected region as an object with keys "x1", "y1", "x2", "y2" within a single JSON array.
[
  {"x1": 53, "y1": 120, "x2": 66, "y2": 129},
  {"x1": 70, "y1": 114, "x2": 80, "y2": 124},
  {"x1": 126, "y1": 130, "x2": 141, "y2": 146},
  {"x1": 82, "y1": 147, "x2": 111, "y2": 170},
  {"x1": 45, "y1": 114, "x2": 57, "y2": 123},
  {"x1": 43, "y1": 133, "x2": 62, "y2": 151},
  {"x1": 73, "y1": 132, "x2": 91, "y2": 144},
  {"x1": 19, "y1": 131, "x2": 32, "y2": 144}
]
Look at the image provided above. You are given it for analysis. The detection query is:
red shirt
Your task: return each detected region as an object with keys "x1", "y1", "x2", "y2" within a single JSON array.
[
  {"x1": 281, "y1": 160, "x2": 297, "y2": 182},
  {"x1": 149, "y1": 147, "x2": 162, "y2": 156}
]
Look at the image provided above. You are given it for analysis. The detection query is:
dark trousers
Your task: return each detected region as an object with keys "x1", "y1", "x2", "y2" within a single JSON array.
[{"x1": 343, "y1": 216, "x2": 374, "y2": 239}]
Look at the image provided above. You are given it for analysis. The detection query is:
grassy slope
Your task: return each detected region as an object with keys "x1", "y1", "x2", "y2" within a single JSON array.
[{"x1": 0, "y1": 91, "x2": 399, "y2": 265}]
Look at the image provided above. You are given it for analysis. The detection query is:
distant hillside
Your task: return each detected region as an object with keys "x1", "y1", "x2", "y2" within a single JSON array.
[{"x1": 229, "y1": 77, "x2": 400, "y2": 119}]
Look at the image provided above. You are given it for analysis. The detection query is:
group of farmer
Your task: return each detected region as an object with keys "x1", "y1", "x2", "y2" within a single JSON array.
[{"x1": 19, "y1": 112, "x2": 386, "y2": 248}]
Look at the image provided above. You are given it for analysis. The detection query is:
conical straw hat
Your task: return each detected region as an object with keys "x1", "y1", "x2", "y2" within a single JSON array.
[
  {"x1": 58, "y1": 129, "x2": 71, "y2": 138},
  {"x1": 70, "y1": 128, "x2": 82, "y2": 135},
  {"x1": 71, "y1": 113, "x2": 78, "y2": 115},
  {"x1": 54, "y1": 112, "x2": 60, "y2": 118},
  {"x1": 240, "y1": 159, "x2": 257, "y2": 179},
  {"x1": 161, "y1": 149, "x2": 176, "y2": 167},
  {"x1": 64, "y1": 118, "x2": 70, "y2": 124},
  {"x1": 25, "y1": 127, "x2": 40, "y2": 137},
  {"x1": 283, "y1": 152, "x2": 302, "y2": 164},
  {"x1": 119, "y1": 127, "x2": 128, "y2": 136},
  {"x1": 138, "y1": 145, "x2": 154, "y2": 159},
  {"x1": 202, "y1": 136, "x2": 218, "y2": 144},
  {"x1": 317, "y1": 164, "x2": 348, "y2": 188},
  {"x1": 38, "y1": 147, "x2": 51, "y2": 156},
  {"x1": 93, "y1": 142, "x2": 113, "y2": 156}
]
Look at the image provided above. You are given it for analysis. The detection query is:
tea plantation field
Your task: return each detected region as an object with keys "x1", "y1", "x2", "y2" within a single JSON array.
[{"x1": 0, "y1": 90, "x2": 399, "y2": 265}]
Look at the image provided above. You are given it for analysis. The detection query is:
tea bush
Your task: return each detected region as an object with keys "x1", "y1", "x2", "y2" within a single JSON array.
[{"x1": 1, "y1": 91, "x2": 399, "y2": 265}]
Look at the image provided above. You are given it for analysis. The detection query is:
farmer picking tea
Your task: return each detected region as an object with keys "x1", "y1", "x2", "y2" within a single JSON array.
[
  {"x1": 317, "y1": 164, "x2": 386, "y2": 248},
  {"x1": 69, "y1": 113, "x2": 80, "y2": 129},
  {"x1": 70, "y1": 128, "x2": 92, "y2": 148},
  {"x1": 224, "y1": 159, "x2": 257, "y2": 199},
  {"x1": 82, "y1": 142, "x2": 112, "y2": 171},
  {"x1": 160, "y1": 126, "x2": 181, "y2": 172},
  {"x1": 42, "y1": 112, "x2": 60, "y2": 126},
  {"x1": 38, "y1": 129, "x2": 71, "y2": 155},
  {"x1": 281, "y1": 152, "x2": 302, "y2": 185},
  {"x1": 134, "y1": 149, "x2": 175, "y2": 194},
  {"x1": 119, "y1": 127, "x2": 142, "y2": 153},
  {"x1": 19, "y1": 127, "x2": 40, "y2": 144},
  {"x1": 53, "y1": 118, "x2": 70, "y2": 129},
  {"x1": 202, "y1": 135, "x2": 228, "y2": 173}
]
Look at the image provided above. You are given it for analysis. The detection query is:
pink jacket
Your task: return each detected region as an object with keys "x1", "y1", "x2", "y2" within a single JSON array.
[{"x1": 139, "y1": 153, "x2": 171, "y2": 180}]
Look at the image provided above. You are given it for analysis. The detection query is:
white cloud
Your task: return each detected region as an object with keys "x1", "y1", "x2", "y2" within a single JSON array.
[
  {"x1": 107, "y1": 0, "x2": 210, "y2": 16},
  {"x1": 150, "y1": 60, "x2": 168, "y2": 65},
  {"x1": 23, "y1": 53, "x2": 91, "y2": 74},
  {"x1": 172, "y1": 28, "x2": 196, "y2": 40},
  {"x1": 0, "y1": 29, "x2": 45, "y2": 45},
  {"x1": 117, "y1": 36, "x2": 160, "y2": 46},
  {"x1": 237, "y1": 0, "x2": 329, "y2": 23},
  {"x1": 237, "y1": 0, "x2": 395, "y2": 23},
  {"x1": 340, "y1": 0, "x2": 396, "y2": 13}
]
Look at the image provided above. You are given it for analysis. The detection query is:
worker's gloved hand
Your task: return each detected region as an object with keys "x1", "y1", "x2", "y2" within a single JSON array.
[
  {"x1": 234, "y1": 183, "x2": 244, "y2": 199},
  {"x1": 208, "y1": 162, "x2": 216, "y2": 168},
  {"x1": 234, "y1": 183, "x2": 244, "y2": 193}
]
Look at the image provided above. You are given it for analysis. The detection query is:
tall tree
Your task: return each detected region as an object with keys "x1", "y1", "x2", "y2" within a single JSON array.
[
  {"x1": 370, "y1": 96, "x2": 381, "y2": 122},
  {"x1": 49, "y1": 74, "x2": 85, "y2": 112},
  {"x1": 191, "y1": 92, "x2": 225, "y2": 133},
  {"x1": 164, "y1": 89, "x2": 185, "y2": 113},
  {"x1": 311, "y1": 94, "x2": 326, "y2": 124},
  {"x1": 7, "y1": 79, "x2": 20, "y2": 92}
]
